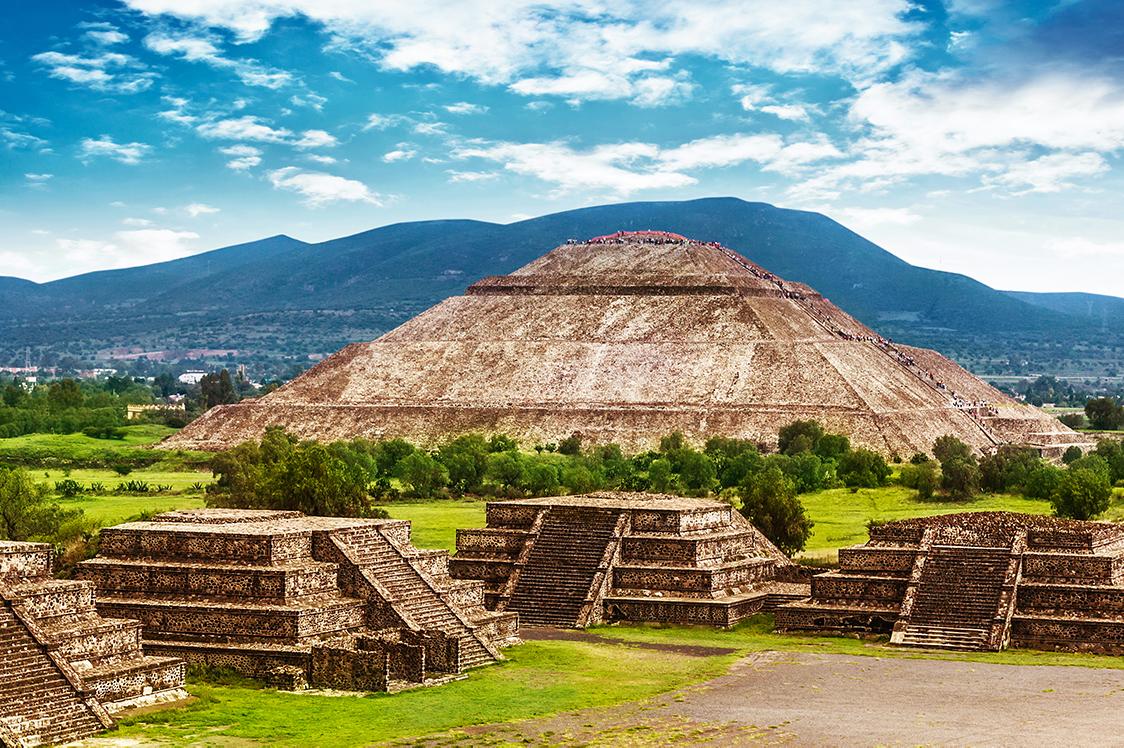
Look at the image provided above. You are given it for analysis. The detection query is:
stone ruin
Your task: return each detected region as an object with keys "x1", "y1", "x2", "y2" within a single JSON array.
[
  {"x1": 163, "y1": 230, "x2": 1089, "y2": 459},
  {"x1": 448, "y1": 493, "x2": 808, "y2": 628},
  {"x1": 76, "y1": 509, "x2": 519, "y2": 694},
  {"x1": 1, "y1": 540, "x2": 187, "y2": 748},
  {"x1": 777, "y1": 512, "x2": 1124, "y2": 653}
]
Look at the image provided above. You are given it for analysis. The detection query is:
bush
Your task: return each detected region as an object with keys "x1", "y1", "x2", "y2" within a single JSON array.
[
  {"x1": 1024, "y1": 464, "x2": 1064, "y2": 501},
  {"x1": 1062, "y1": 446, "x2": 1083, "y2": 464},
  {"x1": 54, "y1": 479, "x2": 85, "y2": 498},
  {"x1": 778, "y1": 420, "x2": 824, "y2": 455},
  {"x1": 1058, "y1": 413, "x2": 1086, "y2": 430},
  {"x1": 979, "y1": 446, "x2": 1042, "y2": 493},
  {"x1": 900, "y1": 461, "x2": 939, "y2": 500},
  {"x1": 838, "y1": 449, "x2": 890, "y2": 488},
  {"x1": 557, "y1": 432, "x2": 583, "y2": 456},
  {"x1": 1086, "y1": 397, "x2": 1124, "y2": 431},
  {"x1": 1050, "y1": 467, "x2": 1112, "y2": 520},
  {"x1": 0, "y1": 467, "x2": 84, "y2": 542},
  {"x1": 737, "y1": 467, "x2": 813, "y2": 556},
  {"x1": 398, "y1": 452, "x2": 449, "y2": 499},
  {"x1": 940, "y1": 456, "x2": 980, "y2": 500},
  {"x1": 933, "y1": 435, "x2": 973, "y2": 464},
  {"x1": 909, "y1": 452, "x2": 930, "y2": 465},
  {"x1": 647, "y1": 458, "x2": 674, "y2": 492}
]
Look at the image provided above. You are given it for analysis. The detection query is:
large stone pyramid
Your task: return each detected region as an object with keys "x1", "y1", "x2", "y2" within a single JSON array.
[{"x1": 164, "y1": 231, "x2": 1087, "y2": 457}]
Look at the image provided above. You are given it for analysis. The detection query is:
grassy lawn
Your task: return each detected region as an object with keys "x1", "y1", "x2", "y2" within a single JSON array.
[
  {"x1": 34, "y1": 467, "x2": 213, "y2": 527},
  {"x1": 0, "y1": 424, "x2": 211, "y2": 470},
  {"x1": 382, "y1": 499, "x2": 487, "y2": 552},
  {"x1": 112, "y1": 638, "x2": 734, "y2": 747},
  {"x1": 798, "y1": 486, "x2": 1055, "y2": 560}
]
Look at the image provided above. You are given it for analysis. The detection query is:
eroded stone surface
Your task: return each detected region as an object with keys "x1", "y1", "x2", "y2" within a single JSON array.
[{"x1": 162, "y1": 231, "x2": 1088, "y2": 458}]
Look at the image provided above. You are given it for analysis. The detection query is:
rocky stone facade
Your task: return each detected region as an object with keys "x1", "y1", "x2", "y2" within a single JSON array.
[
  {"x1": 0, "y1": 540, "x2": 185, "y2": 748},
  {"x1": 78, "y1": 509, "x2": 519, "y2": 694},
  {"x1": 449, "y1": 493, "x2": 807, "y2": 628},
  {"x1": 163, "y1": 231, "x2": 1089, "y2": 459},
  {"x1": 776, "y1": 512, "x2": 1124, "y2": 653}
]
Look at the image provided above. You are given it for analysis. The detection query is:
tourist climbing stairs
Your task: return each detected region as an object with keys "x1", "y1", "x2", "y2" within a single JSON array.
[
  {"x1": 507, "y1": 507, "x2": 625, "y2": 627},
  {"x1": 328, "y1": 527, "x2": 498, "y2": 671},
  {"x1": 0, "y1": 601, "x2": 106, "y2": 748},
  {"x1": 900, "y1": 544, "x2": 1012, "y2": 651}
]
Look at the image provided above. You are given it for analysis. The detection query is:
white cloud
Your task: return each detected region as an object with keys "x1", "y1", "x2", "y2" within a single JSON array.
[
  {"x1": 121, "y1": 0, "x2": 920, "y2": 104},
  {"x1": 122, "y1": 217, "x2": 153, "y2": 226},
  {"x1": 197, "y1": 116, "x2": 291, "y2": 143},
  {"x1": 144, "y1": 32, "x2": 293, "y2": 89},
  {"x1": 759, "y1": 104, "x2": 811, "y2": 121},
  {"x1": 444, "y1": 101, "x2": 488, "y2": 115},
  {"x1": 306, "y1": 154, "x2": 338, "y2": 164},
  {"x1": 985, "y1": 152, "x2": 1109, "y2": 194},
  {"x1": 24, "y1": 173, "x2": 52, "y2": 188},
  {"x1": 78, "y1": 135, "x2": 152, "y2": 165},
  {"x1": 218, "y1": 144, "x2": 262, "y2": 170},
  {"x1": 31, "y1": 50, "x2": 154, "y2": 93},
  {"x1": 413, "y1": 121, "x2": 448, "y2": 136},
  {"x1": 294, "y1": 129, "x2": 338, "y2": 149},
  {"x1": 55, "y1": 229, "x2": 201, "y2": 273},
  {"x1": 86, "y1": 28, "x2": 129, "y2": 46},
  {"x1": 267, "y1": 167, "x2": 381, "y2": 206},
  {"x1": 834, "y1": 206, "x2": 921, "y2": 230},
  {"x1": 455, "y1": 132, "x2": 841, "y2": 197},
  {"x1": 363, "y1": 113, "x2": 402, "y2": 131},
  {"x1": 329, "y1": 70, "x2": 353, "y2": 83},
  {"x1": 382, "y1": 148, "x2": 416, "y2": 163},
  {"x1": 447, "y1": 169, "x2": 498, "y2": 183},
  {"x1": 184, "y1": 202, "x2": 220, "y2": 217},
  {"x1": 290, "y1": 93, "x2": 327, "y2": 110}
]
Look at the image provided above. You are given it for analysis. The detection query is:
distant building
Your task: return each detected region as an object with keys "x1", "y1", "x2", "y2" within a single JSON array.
[
  {"x1": 126, "y1": 402, "x2": 187, "y2": 420},
  {"x1": 177, "y1": 370, "x2": 207, "y2": 385}
]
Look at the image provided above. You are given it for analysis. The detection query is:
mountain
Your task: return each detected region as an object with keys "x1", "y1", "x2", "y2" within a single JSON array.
[
  {"x1": 1, "y1": 198, "x2": 1118, "y2": 376},
  {"x1": 1006, "y1": 291, "x2": 1124, "y2": 332}
]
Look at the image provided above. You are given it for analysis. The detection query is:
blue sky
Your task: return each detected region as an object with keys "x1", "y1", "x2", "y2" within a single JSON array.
[{"x1": 2, "y1": 0, "x2": 1122, "y2": 296}]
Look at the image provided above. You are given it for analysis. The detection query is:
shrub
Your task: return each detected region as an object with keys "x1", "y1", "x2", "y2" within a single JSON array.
[
  {"x1": 933, "y1": 435, "x2": 973, "y2": 464},
  {"x1": 54, "y1": 479, "x2": 85, "y2": 498},
  {"x1": 1058, "y1": 413, "x2": 1086, "y2": 430},
  {"x1": 1024, "y1": 464, "x2": 1064, "y2": 501},
  {"x1": 111, "y1": 463, "x2": 133, "y2": 476},
  {"x1": 557, "y1": 432, "x2": 583, "y2": 456},
  {"x1": 398, "y1": 452, "x2": 448, "y2": 499},
  {"x1": 647, "y1": 458, "x2": 674, "y2": 492},
  {"x1": 909, "y1": 452, "x2": 930, "y2": 465},
  {"x1": 940, "y1": 456, "x2": 980, "y2": 500},
  {"x1": 838, "y1": 449, "x2": 890, "y2": 488},
  {"x1": 677, "y1": 450, "x2": 717, "y2": 495},
  {"x1": 1062, "y1": 446, "x2": 1083, "y2": 464},
  {"x1": 778, "y1": 420, "x2": 824, "y2": 455},
  {"x1": 900, "y1": 461, "x2": 940, "y2": 500},
  {"x1": 1086, "y1": 397, "x2": 1124, "y2": 431}
]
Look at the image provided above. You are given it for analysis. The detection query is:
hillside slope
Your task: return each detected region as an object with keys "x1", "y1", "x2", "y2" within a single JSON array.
[{"x1": 1, "y1": 198, "x2": 1115, "y2": 374}]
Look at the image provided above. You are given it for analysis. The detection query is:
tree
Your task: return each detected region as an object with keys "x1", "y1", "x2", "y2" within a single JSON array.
[
  {"x1": 47, "y1": 379, "x2": 84, "y2": 412},
  {"x1": 647, "y1": 458, "x2": 674, "y2": 492},
  {"x1": 900, "y1": 460, "x2": 940, "y2": 500},
  {"x1": 1062, "y1": 446, "x2": 1083, "y2": 464},
  {"x1": 738, "y1": 467, "x2": 813, "y2": 555},
  {"x1": 1058, "y1": 413, "x2": 1086, "y2": 430},
  {"x1": 933, "y1": 435, "x2": 973, "y2": 464},
  {"x1": 437, "y1": 434, "x2": 489, "y2": 493},
  {"x1": 940, "y1": 456, "x2": 980, "y2": 499},
  {"x1": 659, "y1": 432, "x2": 688, "y2": 453},
  {"x1": 677, "y1": 450, "x2": 717, "y2": 494},
  {"x1": 1024, "y1": 464, "x2": 1064, "y2": 500},
  {"x1": 1086, "y1": 398, "x2": 1124, "y2": 431},
  {"x1": 200, "y1": 370, "x2": 237, "y2": 410},
  {"x1": 1050, "y1": 467, "x2": 1112, "y2": 520},
  {"x1": 558, "y1": 432, "x2": 583, "y2": 455},
  {"x1": 523, "y1": 461, "x2": 561, "y2": 496},
  {"x1": 374, "y1": 438, "x2": 415, "y2": 477},
  {"x1": 560, "y1": 465, "x2": 597, "y2": 494},
  {"x1": 0, "y1": 467, "x2": 83, "y2": 541},
  {"x1": 778, "y1": 420, "x2": 824, "y2": 454},
  {"x1": 485, "y1": 451, "x2": 526, "y2": 492},
  {"x1": 815, "y1": 433, "x2": 850, "y2": 461},
  {"x1": 398, "y1": 452, "x2": 448, "y2": 499},
  {"x1": 838, "y1": 449, "x2": 891, "y2": 488},
  {"x1": 979, "y1": 446, "x2": 1042, "y2": 493}
]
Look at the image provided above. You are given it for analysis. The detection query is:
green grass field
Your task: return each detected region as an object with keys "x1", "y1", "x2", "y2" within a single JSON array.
[{"x1": 0, "y1": 424, "x2": 211, "y2": 470}]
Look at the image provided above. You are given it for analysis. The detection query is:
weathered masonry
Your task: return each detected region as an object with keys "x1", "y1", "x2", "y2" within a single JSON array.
[
  {"x1": 776, "y1": 512, "x2": 1124, "y2": 652},
  {"x1": 78, "y1": 509, "x2": 519, "y2": 693},
  {"x1": 165, "y1": 230, "x2": 1089, "y2": 458},
  {"x1": 449, "y1": 494, "x2": 808, "y2": 628},
  {"x1": 1, "y1": 540, "x2": 187, "y2": 748}
]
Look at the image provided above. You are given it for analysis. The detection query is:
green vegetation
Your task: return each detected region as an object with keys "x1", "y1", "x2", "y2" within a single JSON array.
[
  {"x1": 1086, "y1": 397, "x2": 1124, "y2": 431},
  {"x1": 0, "y1": 424, "x2": 209, "y2": 470}
]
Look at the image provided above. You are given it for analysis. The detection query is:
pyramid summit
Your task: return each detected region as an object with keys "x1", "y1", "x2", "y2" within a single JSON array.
[{"x1": 164, "y1": 231, "x2": 1087, "y2": 457}]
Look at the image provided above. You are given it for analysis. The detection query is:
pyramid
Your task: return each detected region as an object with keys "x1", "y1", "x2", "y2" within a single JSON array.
[{"x1": 163, "y1": 231, "x2": 1088, "y2": 457}]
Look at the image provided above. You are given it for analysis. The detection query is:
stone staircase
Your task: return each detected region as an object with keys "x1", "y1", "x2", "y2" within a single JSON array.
[
  {"x1": 507, "y1": 507, "x2": 624, "y2": 627},
  {"x1": 0, "y1": 601, "x2": 106, "y2": 748},
  {"x1": 327, "y1": 526, "x2": 499, "y2": 671},
  {"x1": 899, "y1": 544, "x2": 1012, "y2": 650}
]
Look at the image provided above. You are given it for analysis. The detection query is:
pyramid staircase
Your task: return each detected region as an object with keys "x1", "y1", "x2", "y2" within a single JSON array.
[
  {"x1": 0, "y1": 601, "x2": 111, "y2": 748},
  {"x1": 326, "y1": 525, "x2": 505, "y2": 670},
  {"x1": 507, "y1": 508, "x2": 626, "y2": 627}
]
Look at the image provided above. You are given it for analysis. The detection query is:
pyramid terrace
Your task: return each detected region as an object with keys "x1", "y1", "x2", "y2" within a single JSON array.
[
  {"x1": 76, "y1": 509, "x2": 519, "y2": 694},
  {"x1": 164, "y1": 231, "x2": 1088, "y2": 459},
  {"x1": 776, "y1": 512, "x2": 1124, "y2": 653},
  {"x1": 449, "y1": 493, "x2": 807, "y2": 628}
]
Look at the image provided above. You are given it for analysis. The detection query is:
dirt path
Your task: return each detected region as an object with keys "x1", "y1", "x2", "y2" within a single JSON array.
[{"x1": 409, "y1": 650, "x2": 1124, "y2": 746}]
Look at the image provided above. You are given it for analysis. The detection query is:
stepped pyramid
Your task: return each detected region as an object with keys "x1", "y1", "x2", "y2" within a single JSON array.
[
  {"x1": 449, "y1": 493, "x2": 808, "y2": 628},
  {"x1": 776, "y1": 512, "x2": 1124, "y2": 653},
  {"x1": 77, "y1": 509, "x2": 518, "y2": 692},
  {"x1": 1, "y1": 540, "x2": 186, "y2": 748},
  {"x1": 163, "y1": 231, "x2": 1087, "y2": 457}
]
